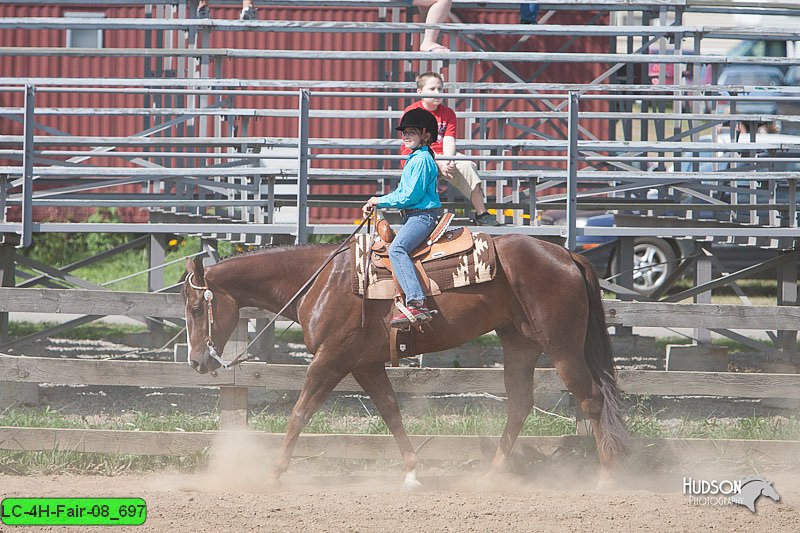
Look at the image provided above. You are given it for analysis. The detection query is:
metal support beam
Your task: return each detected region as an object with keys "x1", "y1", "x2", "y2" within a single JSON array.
[
  {"x1": 20, "y1": 84, "x2": 34, "y2": 248},
  {"x1": 296, "y1": 89, "x2": 310, "y2": 244},
  {"x1": 148, "y1": 234, "x2": 167, "y2": 337},
  {"x1": 565, "y1": 92, "x2": 578, "y2": 251}
]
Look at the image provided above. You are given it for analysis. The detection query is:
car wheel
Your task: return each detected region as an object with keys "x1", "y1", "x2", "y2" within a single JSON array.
[{"x1": 611, "y1": 238, "x2": 677, "y2": 295}]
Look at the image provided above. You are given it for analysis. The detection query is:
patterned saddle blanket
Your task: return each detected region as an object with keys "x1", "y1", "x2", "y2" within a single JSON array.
[{"x1": 351, "y1": 229, "x2": 497, "y2": 300}]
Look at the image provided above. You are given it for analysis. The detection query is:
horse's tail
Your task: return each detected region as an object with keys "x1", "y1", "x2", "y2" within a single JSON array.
[{"x1": 570, "y1": 253, "x2": 631, "y2": 457}]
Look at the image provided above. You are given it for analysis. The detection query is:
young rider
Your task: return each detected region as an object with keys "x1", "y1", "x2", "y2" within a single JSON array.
[{"x1": 362, "y1": 108, "x2": 441, "y2": 327}]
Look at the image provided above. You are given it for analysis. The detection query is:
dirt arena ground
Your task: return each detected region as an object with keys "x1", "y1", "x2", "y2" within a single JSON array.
[
  {"x1": 2, "y1": 433, "x2": 799, "y2": 533},
  {"x1": 2, "y1": 470, "x2": 798, "y2": 532}
]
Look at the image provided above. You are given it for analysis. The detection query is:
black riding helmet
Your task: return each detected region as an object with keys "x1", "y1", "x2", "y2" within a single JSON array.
[{"x1": 396, "y1": 107, "x2": 438, "y2": 144}]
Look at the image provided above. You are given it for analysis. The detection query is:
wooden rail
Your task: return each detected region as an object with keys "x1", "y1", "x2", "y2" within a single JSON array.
[
  {"x1": 2, "y1": 288, "x2": 799, "y2": 329},
  {"x1": 3, "y1": 357, "x2": 800, "y2": 399}
]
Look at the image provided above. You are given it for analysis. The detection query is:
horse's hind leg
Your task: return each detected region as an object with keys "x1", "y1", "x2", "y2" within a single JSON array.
[
  {"x1": 487, "y1": 326, "x2": 539, "y2": 475},
  {"x1": 351, "y1": 362, "x2": 420, "y2": 490},
  {"x1": 549, "y1": 348, "x2": 616, "y2": 486},
  {"x1": 272, "y1": 356, "x2": 350, "y2": 481}
]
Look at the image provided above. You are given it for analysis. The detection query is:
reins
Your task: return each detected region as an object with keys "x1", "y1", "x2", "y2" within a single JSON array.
[{"x1": 187, "y1": 212, "x2": 375, "y2": 370}]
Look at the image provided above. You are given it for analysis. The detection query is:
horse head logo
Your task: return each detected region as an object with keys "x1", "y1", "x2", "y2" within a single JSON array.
[{"x1": 730, "y1": 476, "x2": 780, "y2": 513}]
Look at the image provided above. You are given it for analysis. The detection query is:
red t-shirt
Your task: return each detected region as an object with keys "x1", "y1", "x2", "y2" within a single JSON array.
[{"x1": 399, "y1": 100, "x2": 458, "y2": 157}]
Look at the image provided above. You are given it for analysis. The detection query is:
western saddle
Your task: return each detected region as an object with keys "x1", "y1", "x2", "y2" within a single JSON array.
[{"x1": 369, "y1": 212, "x2": 475, "y2": 296}]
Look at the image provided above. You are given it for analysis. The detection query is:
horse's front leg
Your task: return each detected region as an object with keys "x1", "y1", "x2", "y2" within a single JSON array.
[
  {"x1": 272, "y1": 356, "x2": 350, "y2": 482},
  {"x1": 351, "y1": 362, "x2": 421, "y2": 491}
]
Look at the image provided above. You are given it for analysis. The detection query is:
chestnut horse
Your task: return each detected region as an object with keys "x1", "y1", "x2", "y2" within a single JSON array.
[{"x1": 182, "y1": 234, "x2": 630, "y2": 488}]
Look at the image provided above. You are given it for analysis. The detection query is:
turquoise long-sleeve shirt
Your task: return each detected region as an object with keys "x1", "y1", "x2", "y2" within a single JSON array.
[{"x1": 376, "y1": 146, "x2": 441, "y2": 210}]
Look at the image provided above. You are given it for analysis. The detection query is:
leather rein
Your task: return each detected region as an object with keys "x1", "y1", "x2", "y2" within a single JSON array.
[{"x1": 185, "y1": 213, "x2": 375, "y2": 370}]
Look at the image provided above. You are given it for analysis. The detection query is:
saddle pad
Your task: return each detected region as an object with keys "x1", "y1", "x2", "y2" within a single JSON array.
[{"x1": 352, "y1": 232, "x2": 497, "y2": 300}]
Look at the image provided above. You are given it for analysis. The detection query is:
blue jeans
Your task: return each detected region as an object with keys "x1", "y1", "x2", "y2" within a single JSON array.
[{"x1": 388, "y1": 210, "x2": 438, "y2": 304}]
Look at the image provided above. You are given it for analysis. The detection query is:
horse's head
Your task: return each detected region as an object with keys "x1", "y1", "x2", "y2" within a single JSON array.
[{"x1": 183, "y1": 256, "x2": 240, "y2": 373}]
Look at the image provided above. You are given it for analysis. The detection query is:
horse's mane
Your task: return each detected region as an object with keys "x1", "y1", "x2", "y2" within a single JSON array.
[{"x1": 216, "y1": 242, "x2": 342, "y2": 264}]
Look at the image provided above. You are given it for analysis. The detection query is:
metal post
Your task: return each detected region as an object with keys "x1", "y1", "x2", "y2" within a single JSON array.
[
  {"x1": 148, "y1": 234, "x2": 166, "y2": 338},
  {"x1": 21, "y1": 85, "x2": 34, "y2": 249},
  {"x1": 0, "y1": 174, "x2": 6, "y2": 224},
  {"x1": 565, "y1": 92, "x2": 579, "y2": 250},
  {"x1": 296, "y1": 90, "x2": 310, "y2": 244}
]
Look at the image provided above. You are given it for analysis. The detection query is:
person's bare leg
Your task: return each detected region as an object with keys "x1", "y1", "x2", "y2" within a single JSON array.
[
  {"x1": 413, "y1": 0, "x2": 452, "y2": 52},
  {"x1": 470, "y1": 184, "x2": 487, "y2": 214}
]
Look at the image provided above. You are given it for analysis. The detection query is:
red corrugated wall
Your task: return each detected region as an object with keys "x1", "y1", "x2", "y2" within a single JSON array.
[{"x1": 0, "y1": 4, "x2": 610, "y2": 224}]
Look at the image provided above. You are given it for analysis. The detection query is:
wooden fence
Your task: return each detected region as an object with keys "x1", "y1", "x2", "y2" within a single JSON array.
[{"x1": 1, "y1": 288, "x2": 800, "y2": 463}]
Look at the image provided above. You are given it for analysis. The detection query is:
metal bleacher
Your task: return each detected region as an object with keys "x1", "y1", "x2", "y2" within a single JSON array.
[{"x1": 0, "y1": 0, "x2": 799, "y2": 320}]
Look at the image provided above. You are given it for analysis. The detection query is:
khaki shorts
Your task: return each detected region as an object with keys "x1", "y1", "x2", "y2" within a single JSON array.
[{"x1": 440, "y1": 158, "x2": 481, "y2": 199}]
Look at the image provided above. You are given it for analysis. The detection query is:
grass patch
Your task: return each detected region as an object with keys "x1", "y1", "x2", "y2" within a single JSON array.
[
  {"x1": 0, "y1": 450, "x2": 208, "y2": 476},
  {"x1": 659, "y1": 416, "x2": 800, "y2": 441},
  {"x1": 654, "y1": 335, "x2": 798, "y2": 356},
  {"x1": 0, "y1": 407, "x2": 218, "y2": 432},
  {"x1": 8, "y1": 321, "x2": 151, "y2": 341}
]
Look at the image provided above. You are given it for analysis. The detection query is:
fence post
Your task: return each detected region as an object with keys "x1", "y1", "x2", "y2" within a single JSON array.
[
  {"x1": 296, "y1": 89, "x2": 310, "y2": 245},
  {"x1": 0, "y1": 244, "x2": 38, "y2": 407},
  {"x1": 20, "y1": 85, "x2": 34, "y2": 249},
  {"x1": 0, "y1": 245, "x2": 14, "y2": 344},
  {"x1": 219, "y1": 386, "x2": 248, "y2": 430}
]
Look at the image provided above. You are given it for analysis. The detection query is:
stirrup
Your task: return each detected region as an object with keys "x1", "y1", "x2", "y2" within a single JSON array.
[{"x1": 390, "y1": 301, "x2": 434, "y2": 329}]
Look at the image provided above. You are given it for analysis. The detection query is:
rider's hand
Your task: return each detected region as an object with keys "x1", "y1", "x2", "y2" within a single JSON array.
[{"x1": 362, "y1": 197, "x2": 378, "y2": 219}]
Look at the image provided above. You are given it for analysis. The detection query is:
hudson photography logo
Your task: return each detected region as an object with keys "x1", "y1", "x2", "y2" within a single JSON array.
[{"x1": 683, "y1": 475, "x2": 781, "y2": 513}]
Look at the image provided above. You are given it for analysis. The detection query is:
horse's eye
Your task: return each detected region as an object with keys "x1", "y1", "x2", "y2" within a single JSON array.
[{"x1": 191, "y1": 305, "x2": 202, "y2": 318}]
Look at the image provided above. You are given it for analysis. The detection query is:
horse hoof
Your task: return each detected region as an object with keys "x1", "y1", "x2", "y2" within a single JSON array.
[
  {"x1": 594, "y1": 476, "x2": 618, "y2": 492},
  {"x1": 401, "y1": 470, "x2": 422, "y2": 491},
  {"x1": 402, "y1": 478, "x2": 422, "y2": 492},
  {"x1": 265, "y1": 476, "x2": 283, "y2": 490}
]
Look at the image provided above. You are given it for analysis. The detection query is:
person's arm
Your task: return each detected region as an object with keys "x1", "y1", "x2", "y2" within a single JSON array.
[
  {"x1": 376, "y1": 157, "x2": 429, "y2": 208},
  {"x1": 441, "y1": 135, "x2": 457, "y2": 157},
  {"x1": 439, "y1": 106, "x2": 459, "y2": 175}
]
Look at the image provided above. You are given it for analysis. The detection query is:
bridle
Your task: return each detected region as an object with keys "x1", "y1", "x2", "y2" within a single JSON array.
[
  {"x1": 186, "y1": 272, "x2": 226, "y2": 368},
  {"x1": 184, "y1": 211, "x2": 376, "y2": 370}
]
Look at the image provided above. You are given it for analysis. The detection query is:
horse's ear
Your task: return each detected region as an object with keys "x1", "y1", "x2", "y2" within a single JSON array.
[{"x1": 187, "y1": 256, "x2": 205, "y2": 283}]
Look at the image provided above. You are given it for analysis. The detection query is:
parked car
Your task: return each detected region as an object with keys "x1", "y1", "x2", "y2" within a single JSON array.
[
  {"x1": 715, "y1": 65, "x2": 785, "y2": 116},
  {"x1": 574, "y1": 213, "x2": 796, "y2": 295},
  {"x1": 574, "y1": 132, "x2": 800, "y2": 295}
]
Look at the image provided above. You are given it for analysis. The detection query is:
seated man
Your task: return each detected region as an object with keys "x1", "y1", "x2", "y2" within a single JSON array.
[{"x1": 400, "y1": 72, "x2": 501, "y2": 226}]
